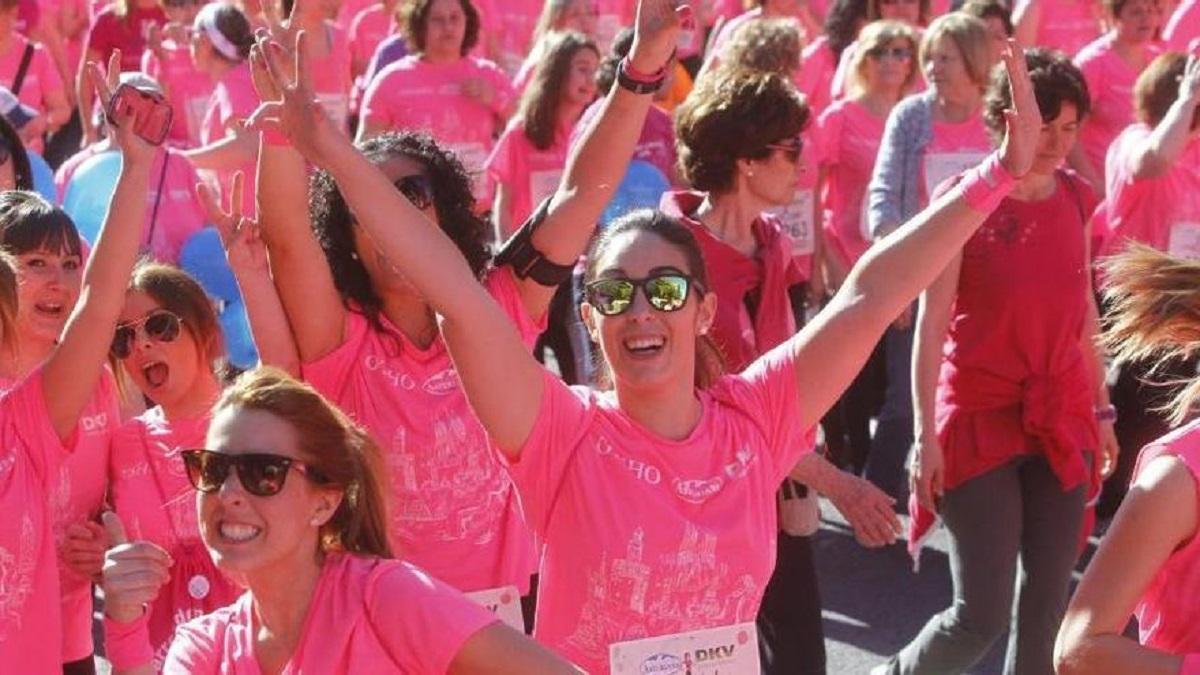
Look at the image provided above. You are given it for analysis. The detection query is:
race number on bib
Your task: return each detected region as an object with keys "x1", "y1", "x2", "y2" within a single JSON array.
[
  {"x1": 1169, "y1": 222, "x2": 1200, "y2": 260},
  {"x1": 924, "y1": 152, "x2": 987, "y2": 198},
  {"x1": 610, "y1": 622, "x2": 760, "y2": 674},
  {"x1": 770, "y1": 189, "x2": 816, "y2": 256},
  {"x1": 465, "y1": 585, "x2": 525, "y2": 632},
  {"x1": 529, "y1": 170, "x2": 562, "y2": 210}
]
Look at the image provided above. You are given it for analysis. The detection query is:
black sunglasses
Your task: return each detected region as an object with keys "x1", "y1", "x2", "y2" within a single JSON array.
[
  {"x1": 765, "y1": 136, "x2": 803, "y2": 164},
  {"x1": 394, "y1": 174, "x2": 434, "y2": 211},
  {"x1": 584, "y1": 273, "x2": 704, "y2": 316},
  {"x1": 111, "y1": 310, "x2": 182, "y2": 359},
  {"x1": 181, "y1": 449, "x2": 328, "y2": 497}
]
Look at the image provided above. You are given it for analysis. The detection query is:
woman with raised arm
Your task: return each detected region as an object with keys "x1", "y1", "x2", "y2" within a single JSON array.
[
  {"x1": 0, "y1": 54, "x2": 157, "y2": 673},
  {"x1": 250, "y1": 4, "x2": 1043, "y2": 666},
  {"x1": 879, "y1": 48, "x2": 1116, "y2": 675},
  {"x1": 249, "y1": 0, "x2": 680, "y2": 621},
  {"x1": 1054, "y1": 247, "x2": 1200, "y2": 675}
]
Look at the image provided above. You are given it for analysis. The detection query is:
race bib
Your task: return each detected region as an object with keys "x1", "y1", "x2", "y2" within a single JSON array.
[
  {"x1": 610, "y1": 622, "x2": 760, "y2": 674},
  {"x1": 924, "y1": 152, "x2": 988, "y2": 198},
  {"x1": 449, "y1": 142, "x2": 490, "y2": 199},
  {"x1": 465, "y1": 585, "x2": 525, "y2": 632},
  {"x1": 529, "y1": 169, "x2": 562, "y2": 210},
  {"x1": 1168, "y1": 222, "x2": 1200, "y2": 260},
  {"x1": 770, "y1": 189, "x2": 816, "y2": 256}
]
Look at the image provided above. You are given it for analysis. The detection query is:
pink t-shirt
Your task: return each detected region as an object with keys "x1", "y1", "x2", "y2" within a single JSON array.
[
  {"x1": 0, "y1": 369, "x2": 119, "y2": 662},
  {"x1": 1130, "y1": 418, "x2": 1200, "y2": 654},
  {"x1": 485, "y1": 119, "x2": 570, "y2": 237},
  {"x1": 506, "y1": 345, "x2": 813, "y2": 674},
  {"x1": 798, "y1": 36, "x2": 836, "y2": 119},
  {"x1": 337, "y1": 0, "x2": 377, "y2": 29},
  {"x1": 475, "y1": 0, "x2": 545, "y2": 76},
  {"x1": 301, "y1": 268, "x2": 541, "y2": 594},
  {"x1": 1100, "y1": 123, "x2": 1200, "y2": 259},
  {"x1": 201, "y1": 63, "x2": 258, "y2": 217},
  {"x1": 1075, "y1": 33, "x2": 1160, "y2": 180},
  {"x1": 360, "y1": 55, "x2": 514, "y2": 196},
  {"x1": 1014, "y1": 0, "x2": 1101, "y2": 56},
  {"x1": 0, "y1": 34, "x2": 63, "y2": 152},
  {"x1": 1164, "y1": 0, "x2": 1200, "y2": 51},
  {"x1": 350, "y1": 4, "x2": 395, "y2": 75},
  {"x1": 142, "y1": 148, "x2": 208, "y2": 264},
  {"x1": 569, "y1": 99, "x2": 678, "y2": 187},
  {"x1": 164, "y1": 553, "x2": 500, "y2": 674},
  {"x1": 308, "y1": 22, "x2": 354, "y2": 132},
  {"x1": 922, "y1": 113, "x2": 992, "y2": 204},
  {"x1": 817, "y1": 98, "x2": 887, "y2": 269},
  {"x1": 143, "y1": 42, "x2": 211, "y2": 148},
  {"x1": 0, "y1": 372, "x2": 75, "y2": 673},
  {"x1": 109, "y1": 406, "x2": 243, "y2": 668}
]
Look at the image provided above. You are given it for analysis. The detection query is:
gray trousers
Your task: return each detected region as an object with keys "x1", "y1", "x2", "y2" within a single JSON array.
[{"x1": 884, "y1": 454, "x2": 1087, "y2": 675}]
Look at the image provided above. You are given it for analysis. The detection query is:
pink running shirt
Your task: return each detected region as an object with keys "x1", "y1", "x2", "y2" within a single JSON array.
[
  {"x1": 1164, "y1": 0, "x2": 1200, "y2": 51},
  {"x1": 798, "y1": 36, "x2": 836, "y2": 119},
  {"x1": 201, "y1": 62, "x2": 258, "y2": 217},
  {"x1": 108, "y1": 406, "x2": 242, "y2": 668},
  {"x1": 164, "y1": 553, "x2": 500, "y2": 673},
  {"x1": 1014, "y1": 0, "x2": 1101, "y2": 56},
  {"x1": 817, "y1": 98, "x2": 888, "y2": 269},
  {"x1": 0, "y1": 35, "x2": 63, "y2": 152},
  {"x1": 301, "y1": 268, "x2": 541, "y2": 594},
  {"x1": 485, "y1": 120, "x2": 570, "y2": 237},
  {"x1": 86, "y1": 5, "x2": 168, "y2": 72},
  {"x1": 142, "y1": 42, "x2": 211, "y2": 147},
  {"x1": 360, "y1": 55, "x2": 514, "y2": 198},
  {"x1": 569, "y1": 99, "x2": 678, "y2": 186},
  {"x1": 1075, "y1": 33, "x2": 1160, "y2": 182},
  {"x1": 922, "y1": 113, "x2": 992, "y2": 204},
  {"x1": 505, "y1": 345, "x2": 814, "y2": 673},
  {"x1": 1099, "y1": 123, "x2": 1200, "y2": 259},
  {"x1": 0, "y1": 371, "x2": 76, "y2": 673},
  {"x1": 475, "y1": 0, "x2": 544, "y2": 76},
  {"x1": 1131, "y1": 418, "x2": 1200, "y2": 654}
]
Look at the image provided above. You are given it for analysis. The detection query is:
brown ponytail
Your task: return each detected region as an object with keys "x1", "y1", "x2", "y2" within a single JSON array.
[
  {"x1": 1100, "y1": 244, "x2": 1200, "y2": 425},
  {"x1": 214, "y1": 367, "x2": 394, "y2": 558}
]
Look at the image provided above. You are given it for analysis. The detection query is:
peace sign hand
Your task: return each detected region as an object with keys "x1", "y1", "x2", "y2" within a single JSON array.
[
  {"x1": 995, "y1": 40, "x2": 1042, "y2": 179},
  {"x1": 245, "y1": 31, "x2": 341, "y2": 164},
  {"x1": 198, "y1": 171, "x2": 269, "y2": 274}
]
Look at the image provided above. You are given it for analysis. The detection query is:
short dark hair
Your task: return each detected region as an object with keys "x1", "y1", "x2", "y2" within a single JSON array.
[
  {"x1": 984, "y1": 48, "x2": 1090, "y2": 142},
  {"x1": 400, "y1": 0, "x2": 481, "y2": 56},
  {"x1": 674, "y1": 70, "x2": 809, "y2": 194}
]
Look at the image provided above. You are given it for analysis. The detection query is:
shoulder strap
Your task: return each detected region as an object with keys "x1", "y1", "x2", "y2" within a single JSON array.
[
  {"x1": 145, "y1": 152, "x2": 171, "y2": 252},
  {"x1": 12, "y1": 43, "x2": 34, "y2": 97},
  {"x1": 1059, "y1": 169, "x2": 1089, "y2": 227}
]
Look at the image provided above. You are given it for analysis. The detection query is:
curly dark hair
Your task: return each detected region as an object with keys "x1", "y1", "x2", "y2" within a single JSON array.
[
  {"x1": 825, "y1": 0, "x2": 870, "y2": 58},
  {"x1": 400, "y1": 0, "x2": 481, "y2": 57},
  {"x1": 308, "y1": 132, "x2": 492, "y2": 333},
  {"x1": 984, "y1": 47, "x2": 1091, "y2": 143},
  {"x1": 519, "y1": 31, "x2": 599, "y2": 150},
  {"x1": 674, "y1": 70, "x2": 810, "y2": 194}
]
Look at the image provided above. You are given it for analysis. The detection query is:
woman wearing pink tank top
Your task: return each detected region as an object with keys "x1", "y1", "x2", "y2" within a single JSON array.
[{"x1": 1056, "y1": 242, "x2": 1200, "y2": 673}]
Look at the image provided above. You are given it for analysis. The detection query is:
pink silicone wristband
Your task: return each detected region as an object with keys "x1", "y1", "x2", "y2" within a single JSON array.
[
  {"x1": 261, "y1": 127, "x2": 290, "y2": 147},
  {"x1": 1181, "y1": 653, "x2": 1200, "y2": 675},
  {"x1": 621, "y1": 56, "x2": 667, "y2": 83},
  {"x1": 103, "y1": 612, "x2": 155, "y2": 670},
  {"x1": 958, "y1": 152, "x2": 1016, "y2": 214}
]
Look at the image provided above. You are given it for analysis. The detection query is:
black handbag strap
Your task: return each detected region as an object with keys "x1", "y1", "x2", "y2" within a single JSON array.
[{"x1": 11, "y1": 43, "x2": 34, "y2": 97}]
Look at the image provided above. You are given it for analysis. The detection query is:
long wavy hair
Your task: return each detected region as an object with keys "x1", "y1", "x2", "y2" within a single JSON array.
[{"x1": 518, "y1": 31, "x2": 599, "y2": 150}]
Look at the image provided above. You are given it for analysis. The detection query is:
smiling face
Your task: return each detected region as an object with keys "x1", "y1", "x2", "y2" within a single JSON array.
[
  {"x1": 199, "y1": 406, "x2": 342, "y2": 579},
  {"x1": 117, "y1": 289, "x2": 208, "y2": 407},
  {"x1": 582, "y1": 228, "x2": 716, "y2": 394},
  {"x1": 14, "y1": 247, "x2": 82, "y2": 347},
  {"x1": 563, "y1": 48, "x2": 600, "y2": 108}
]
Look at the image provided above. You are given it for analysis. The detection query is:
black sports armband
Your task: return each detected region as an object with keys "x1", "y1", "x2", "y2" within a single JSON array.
[{"x1": 494, "y1": 197, "x2": 576, "y2": 287}]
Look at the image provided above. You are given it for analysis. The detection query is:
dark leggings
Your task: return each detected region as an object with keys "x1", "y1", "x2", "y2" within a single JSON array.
[
  {"x1": 62, "y1": 657, "x2": 96, "y2": 675},
  {"x1": 757, "y1": 529, "x2": 826, "y2": 674}
]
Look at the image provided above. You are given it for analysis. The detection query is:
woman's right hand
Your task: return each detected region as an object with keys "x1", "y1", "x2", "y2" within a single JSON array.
[
  {"x1": 101, "y1": 512, "x2": 173, "y2": 624},
  {"x1": 200, "y1": 171, "x2": 270, "y2": 275},
  {"x1": 909, "y1": 436, "x2": 945, "y2": 512}
]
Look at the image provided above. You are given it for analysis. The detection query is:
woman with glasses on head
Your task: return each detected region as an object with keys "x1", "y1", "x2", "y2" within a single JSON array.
[
  {"x1": 250, "y1": 0, "x2": 679, "y2": 624},
  {"x1": 259, "y1": 0, "x2": 1043, "y2": 666},
  {"x1": 877, "y1": 48, "x2": 1116, "y2": 675},
  {"x1": 99, "y1": 368, "x2": 578, "y2": 673},
  {"x1": 0, "y1": 56, "x2": 158, "y2": 675}
]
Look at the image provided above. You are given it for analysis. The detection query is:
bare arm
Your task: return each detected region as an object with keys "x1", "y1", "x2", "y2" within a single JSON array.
[
  {"x1": 492, "y1": 182, "x2": 513, "y2": 242},
  {"x1": 909, "y1": 252, "x2": 960, "y2": 509},
  {"x1": 76, "y1": 47, "x2": 103, "y2": 147},
  {"x1": 1131, "y1": 55, "x2": 1200, "y2": 180},
  {"x1": 1054, "y1": 455, "x2": 1195, "y2": 675},
  {"x1": 181, "y1": 131, "x2": 258, "y2": 172},
  {"x1": 44, "y1": 57, "x2": 154, "y2": 439},
  {"x1": 449, "y1": 623, "x2": 582, "y2": 674}
]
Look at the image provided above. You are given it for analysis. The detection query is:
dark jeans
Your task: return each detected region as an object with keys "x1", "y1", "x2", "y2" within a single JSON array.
[
  {"x1": 757, "y1": 529, "x2": 826, "y2": 674},
  {"x1": 864, "y1": 323, "x2": 914, "y2": 504},
  {"x1": 881, "y1": 455, "x2": 1087, "y2": 675}
]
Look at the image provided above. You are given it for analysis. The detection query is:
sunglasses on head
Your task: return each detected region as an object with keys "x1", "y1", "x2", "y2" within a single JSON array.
[
  {"x1": 111, "y1": 310, "x2": 182, "y2": 359},
  {"x1": 765, "y1": 136, "x2": 803, "y2": 164},
  {"x1": 867, "y1": 45, "x2": 914, "y2": 61},
  {"x1": 584, "y1": 273, "x2": 704, "y2": 316},
  {"x1": 394, "y1": 174, "x2": 434, "y2": 211},
  {"x1": 181, "y1": 449, "x2": 328, "y2": 497}
]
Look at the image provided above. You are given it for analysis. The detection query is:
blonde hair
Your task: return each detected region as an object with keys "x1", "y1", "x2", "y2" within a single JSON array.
[
  {"x1": 920, "y1": 12, "x2": 994, "y2": 89},
  {"x1": 1101, "y1": 245, "x2": 1200, "y2": 425},
  {"x1": 214, "y1": 368, "x2": 394, "y2": 557},
  {"x1": 846, "y1": 19, "x2": 920, "y2": 98}
]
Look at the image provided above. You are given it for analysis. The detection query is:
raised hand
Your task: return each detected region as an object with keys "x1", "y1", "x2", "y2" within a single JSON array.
[
  {"x1": 88, "y1": 49, "x2": 157, "y2": 167},
  {"x1": 245, "y1": 32, "x2": 341, "y2": 163},
  {"x1": 62, "y1": 520, "x2": 107, "y2": 583},
  {"x1": 101, "y1": 511, "x2": 173, "y2": 624},
  {"x1": 995, "y1": 40, "x2": 1043, "y2": 179},
  {"x1": 199, "y1": 172, "x2": 269, "y2": 274},
  {"x1": 628, "y1": 0, "x2": 693, "y2": 74},
  {"x1": 1180, "y1": 53, "x2": 1200, "y2": 106}
]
